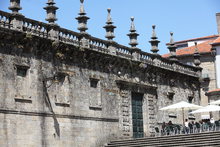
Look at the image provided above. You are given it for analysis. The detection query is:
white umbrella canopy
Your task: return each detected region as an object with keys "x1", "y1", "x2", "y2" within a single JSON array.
[
  {"x1": 190, "y1": 105, "x2": 220, "y2": 114},
  {"x1": 160, "y1": 101, "x2": 202, "y2": 126},
  {"x1": 210, "y1": 99, "x2": 220, "y2": 105},
  {"x1": 160, "y1": 101, "x2": 202, "y2": 111}
]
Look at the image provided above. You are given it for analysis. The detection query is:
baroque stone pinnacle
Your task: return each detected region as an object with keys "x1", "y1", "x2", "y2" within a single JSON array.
[
  {"x1": 76, "y1": 0, "x2": 90, "y2": 33},
  {"x1": 167, "y1": 32, "x2": 177, "y2": 61},
  {"x1": 149, "y1": 25, "x2": 160, "y2": 55},
  {"x1": 44, "y1": 0, "x2": 58, "y2": 24},
  {"x1": 103, "y1": 8, "x2": 116, "y2": 41},
  {"x1": 9, "y1": 0, "x2": 22, "y2": 14},
  {"x1": 127, "y1": 17, "x2": 139, "y2": 48}
]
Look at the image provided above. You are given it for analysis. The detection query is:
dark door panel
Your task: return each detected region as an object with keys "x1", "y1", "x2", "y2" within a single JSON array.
[{"x1": 132, "y1": 92, "x2": 144, "y2": 138}]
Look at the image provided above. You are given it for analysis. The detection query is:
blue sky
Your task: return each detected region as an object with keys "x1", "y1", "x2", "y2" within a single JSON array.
[{"x1": 0, "y1": 0, "x2": 219, "y2": 54}]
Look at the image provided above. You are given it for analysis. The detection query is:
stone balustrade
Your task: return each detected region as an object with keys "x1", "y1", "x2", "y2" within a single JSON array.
[
  {"x1": 59, "y1": 28, "x2": 80, "y2": 46},
  {"x1": 0, "y1": 10, "x2": 201, "y2": 78},
  {"x1": 0, "y1": 10, "x2": 11, "y2": 28},
  {"x1": 23, "y1": 17, "x2": 49, "y2": 38}
]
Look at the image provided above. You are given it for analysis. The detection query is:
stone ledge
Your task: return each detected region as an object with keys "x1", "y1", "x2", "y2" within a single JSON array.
[
  {"x1": 14, "y1": 97, "x2": 32, "y2": 103},
  {"x1": 55, "y1": 102, "x2": 70, "y2": 107},
  {"x1": 89, "y1": 106, "x2": 102, "y2": 111},
  {"x1": 0, "y1": 108, "x2": 119, "y2": 122},
  {"x1": 116, "y1": 79, "x2": 157, "y2": 89},
  {"x1": 168, "y1": 113, "x2": 177, "y2": 118}
]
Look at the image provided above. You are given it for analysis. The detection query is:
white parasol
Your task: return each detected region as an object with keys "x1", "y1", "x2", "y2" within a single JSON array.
[
  {"x1": 210, "y1": 99, "x2": 220, "y2": 105},
  {"x1": 160, "y1": 101, "x2": 202, "y2": 126},
  {"x1": 190, "y1": 104, "x2": 220, "y2": 114}
]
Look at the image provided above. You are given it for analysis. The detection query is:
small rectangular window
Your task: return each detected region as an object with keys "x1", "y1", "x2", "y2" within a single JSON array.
[
  {"x1": 167, "y1": 92, "x2": 175, "y2": 100},
  {"x1": 90, "y1": 78, "x2": 99, "y2": 88},
  {"x1": 16, "y1": 66, "x2": 28, "y2": 77},
  {"x1": 188, "y1": 96, "x2": 193, "y2": 103}
]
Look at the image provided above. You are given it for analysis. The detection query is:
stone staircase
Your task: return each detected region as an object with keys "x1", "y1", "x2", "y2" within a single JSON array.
[{"x1": 105, "y1": 131, "x2": 220, "y2": 147}]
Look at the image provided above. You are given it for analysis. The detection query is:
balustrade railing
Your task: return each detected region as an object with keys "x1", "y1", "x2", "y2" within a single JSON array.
[
  {"x1": 59, "y1": 28, "x2": 80, "y2": 46},
  {"x1": 23, "y1": 17, "x2": 49, "y2": 38},
  {"x1": 89, "y1": 36, "x2": 109, "y2": 53},
  {"x1": 115, "y1": 44, "x2": 132, "y2": 58},
  {"x1": 140, "y1": 51, "x2": 200, "y2": 77},
  {"x1": 0, "y1": 10, "x2": 11, "y2": 29},
  {"x1": 140, "y1": 52, "x2": 153, "y2": 64},
  {"x1": 0, "y1": 10, "x2": 201, "y2": 77}
]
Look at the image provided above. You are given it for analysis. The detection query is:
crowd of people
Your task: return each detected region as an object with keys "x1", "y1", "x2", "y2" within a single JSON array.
[{"x1": 160, "y1": 118, "x2": 218, "y2": 135}]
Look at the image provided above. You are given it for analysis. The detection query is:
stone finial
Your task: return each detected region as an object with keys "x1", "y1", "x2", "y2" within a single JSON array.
[
  {"x1": 167, "y1": 32, "x2": 178, "y2": 61},
  {"x1": 130, "y1": 17, "x2": 135, "y2": 31},
  {"x1": 103, "y1": 8, "x2": 116, "y2": 41},
  {"x1": 9, "y1": 0, "x2": 22, "y2": 14},
  {"x1": 149, "y1": 25, "x2": 160, "y2": 55},
  {"x1": 127, "y1": 17, "x2": 139, "y2": 48},
  {"x1": 170, "y1": 32, "x2": 174, "y2": 44},
  {"x1": 193, "y1": 42, "x2": 201, "y2": 66},
  {"x1": 76, "y1": 0, "x2": 90, "y2": 33},
  {"x1": 44, "y1": 0, "x2": 58, "y2": 24},
  {"x1": 80, "y1": 0, "x2": 85, "y2": 14},
  {"x1": 107, "y1": 8, "x2": 112, "y2": 23}
]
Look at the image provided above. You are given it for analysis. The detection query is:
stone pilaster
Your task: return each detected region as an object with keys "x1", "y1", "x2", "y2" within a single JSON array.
[{"x1": 119, "y1": 90, "x2": 132, "y2": 138}]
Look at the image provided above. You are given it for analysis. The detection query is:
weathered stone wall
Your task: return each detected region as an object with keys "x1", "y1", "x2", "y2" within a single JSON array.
[
  {"x1": 0, "y1": 27, "x2": 201, "y2": 146},
  {"x1": 0, "y1": 113, "x2": 119, "y2": 147},
  {"x1": 178, "y1": 55, "x2": 216, "y2": 107},
  {"x1": 0, "y1": 42, "x2": 120, "y2": 146}
]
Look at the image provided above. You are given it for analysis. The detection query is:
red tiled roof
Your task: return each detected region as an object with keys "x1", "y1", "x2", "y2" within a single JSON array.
[
  {"x1": 212, "y1": 37, "x2": 220, "y2": 45},
  {"x1": 207, "y1": 88, "x2": 220, "y2": 93},
  {"x1": 163, "y1": 39, "x2": 215, "y2": 58},
  {"x1": 173, "y1": 35, "x2": 219, "y2": 44}
]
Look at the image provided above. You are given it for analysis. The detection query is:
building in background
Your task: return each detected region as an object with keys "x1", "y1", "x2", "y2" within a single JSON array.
[{"x1": 164, "y1": 13, "x2": 220, "y2": 119}]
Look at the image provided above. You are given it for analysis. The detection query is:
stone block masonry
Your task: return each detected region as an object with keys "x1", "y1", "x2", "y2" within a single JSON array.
[{"x1": 0, "y1": 5, "x2": 202, "y2": 147}]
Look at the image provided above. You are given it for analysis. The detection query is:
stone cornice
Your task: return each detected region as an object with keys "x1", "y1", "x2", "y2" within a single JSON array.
[{"x1": 0, "y1": 10, "x2": 201, "y2": 78}]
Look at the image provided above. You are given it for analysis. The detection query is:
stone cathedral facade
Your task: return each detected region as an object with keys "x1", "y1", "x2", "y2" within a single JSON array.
[{"x1": 0, "y1": 0, "x2": 202, "y2": 147}]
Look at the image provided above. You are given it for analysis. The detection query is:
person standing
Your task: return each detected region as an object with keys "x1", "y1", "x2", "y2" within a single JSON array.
[
  {"x1": 185, "y1": 119, "x2": 189, "y2": 134},
  {"x1": 210, "y1": 118, "x2": 215, "y2": 131}
]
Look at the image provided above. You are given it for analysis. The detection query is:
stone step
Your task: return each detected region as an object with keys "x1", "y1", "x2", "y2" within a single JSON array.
[
  {"x1": 110, "y1": 134, "x2": 220, "y2": 144},
  {"x1": 106, "y1": 136, "x2": 220, "y2": 147},
  {"x1": 106, "y1": 139, "x2": 220, "y2": 147},
  {"x1": 106, "y1": 131, "x2": 220, "y2": 147},
  {"x1": 108, "y1": 131, "x2": 220, "y2": 143}
]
